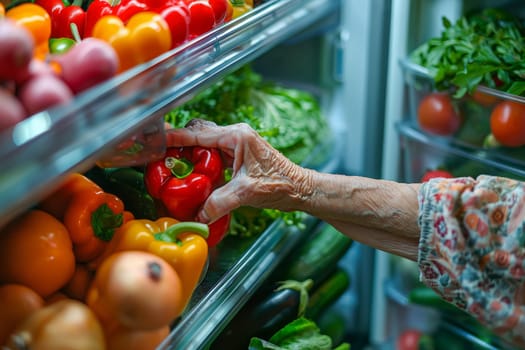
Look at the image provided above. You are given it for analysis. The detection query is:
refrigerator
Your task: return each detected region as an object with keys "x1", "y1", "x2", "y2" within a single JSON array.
[{"x1": 1, "y1": 0, "x2": 525, "y2": 349}]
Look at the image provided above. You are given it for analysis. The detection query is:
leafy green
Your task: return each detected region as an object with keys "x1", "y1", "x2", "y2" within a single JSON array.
[
  {"x1": 248, "y1": 317, "x2": 351, "y2": 350},
  {"x1": 165, "y1": 65, "x2": 329, "y2": 237},
  {"x1": 410, "y1": 8, "x2": 525, "y2": 97}
]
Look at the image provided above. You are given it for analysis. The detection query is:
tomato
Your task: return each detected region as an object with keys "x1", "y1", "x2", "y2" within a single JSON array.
[
  {"x1": 0, "y1": 284, "x2": 45, "y2": 345},
  {"x1": 490, "y1": 100, "x2": 525, "y2": 147},
  {"x1": 421, "y1": 169, "x2": 454, "y2": 182},
  {"x1": 397, "y1": 329, "x2": 435, "y2": 350},
  {"x1": 397, "y1": 329, "x2": 421, "y2": 350},
  {"x1": 417, "y1": 93, "x2": 461, "y2": 136},
  {"x1": 0, "y1": 210, "x2": 76, "y2": 298},
  {"x1": 470, "y1": 89, "x2": 499, "y2": 107}
]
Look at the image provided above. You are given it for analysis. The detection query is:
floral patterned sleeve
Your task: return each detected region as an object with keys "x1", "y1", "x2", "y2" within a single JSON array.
[{"x1": 418, "y1": 175, "x2": 525, "y2": 347}]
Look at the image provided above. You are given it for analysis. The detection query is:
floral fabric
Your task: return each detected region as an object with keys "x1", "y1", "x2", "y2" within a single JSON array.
[{"x1": 418, "y1": 175, "x2": 525, "y2": 347}]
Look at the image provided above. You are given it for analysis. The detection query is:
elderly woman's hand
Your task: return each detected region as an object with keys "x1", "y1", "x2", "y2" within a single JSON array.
[{"x1": 166, "y1": 119, "x2": 312, "y2": 224}]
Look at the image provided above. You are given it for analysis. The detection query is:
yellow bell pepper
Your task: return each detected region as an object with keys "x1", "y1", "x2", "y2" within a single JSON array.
[
  {"x1": 6, "y1": 3, "x2": 52, "y2": 60},
  {"x1": 91, "y1": 11, "x2": 172, "y2": 73},
  {"x1": 92, "y1": 217, "x2": 209, "y2": 316}
]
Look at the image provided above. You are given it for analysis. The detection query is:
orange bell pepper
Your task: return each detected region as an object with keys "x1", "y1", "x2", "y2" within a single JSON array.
[
  {"x1": 0, "y1": 3, "x2": 5, "y2": 17},
  {"x1": 40, "y1": 173, "x2": 133, "y2": 263},
  {"x1": 91, "y1": 11, "x2": 172, "y2": 73},
  {"x1": 0, "y1": 210, "x2": 76, "y2": 298},
  {"x1": 39, "y1": 173, "x2": 103, "y2": 220},
  {"x1": 64, "y1": 188, "x2": 133, "y2": 263},
  {"x1": 93, "y1": 217, "x2": 209, "y2": 316},
  {"x1": 6, "y1": 3, "x2": 52, "y2": 60}
]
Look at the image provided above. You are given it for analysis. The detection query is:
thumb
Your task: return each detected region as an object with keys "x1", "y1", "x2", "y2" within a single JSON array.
[{"x1": 197, "y1": 182, "x2": 241, "y2": 224}]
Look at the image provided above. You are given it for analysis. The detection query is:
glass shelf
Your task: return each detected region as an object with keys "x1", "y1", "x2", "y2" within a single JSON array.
[
  {"x1": 0, "y1": 0, "x2": 341, "y2": 229},
  {"x1": 397, "y1": 121, "x2": 525, "y2": 183}
]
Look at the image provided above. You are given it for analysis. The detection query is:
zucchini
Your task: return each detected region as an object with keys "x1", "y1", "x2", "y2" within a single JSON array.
[
  {"x1": 275, "y1": 223, "x2": 353, "y2": 285},
  {"x1": 211, "y1": 279, "x2": 313, "y2": 350},
  {"x1": 306, "y1": 268, "x2": 351, "y2": 321}
]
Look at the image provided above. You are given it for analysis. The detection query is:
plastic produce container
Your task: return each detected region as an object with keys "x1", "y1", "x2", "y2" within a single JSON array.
[
  {"x1": 400, "y1": 59, "x2": 525, "y2": 168},
  {"x1": 397, "y1": 122, "x2": 525, "y2": 183}
]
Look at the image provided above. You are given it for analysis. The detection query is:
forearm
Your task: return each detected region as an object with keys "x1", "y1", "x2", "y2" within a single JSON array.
[{"x1": 290, "y1": 168, "x2": 421, "y2": 260}]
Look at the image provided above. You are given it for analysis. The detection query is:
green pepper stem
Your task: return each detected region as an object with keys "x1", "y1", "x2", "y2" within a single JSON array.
[
  {"x1": 165, "y1": 157, "x2": 194, "y2": 179},
  {"x1": 275, "y1": 279, "x2": 313, "y2": 318},
  {"x1": 91, "y1": 203, "x2": 124, "y2": 242},
  {"x1": 154, "y1": 221, "x2": 209, "y2": 242},
  {"x1": 70, "y1": 23, "x2": 82, "y2": 43}
]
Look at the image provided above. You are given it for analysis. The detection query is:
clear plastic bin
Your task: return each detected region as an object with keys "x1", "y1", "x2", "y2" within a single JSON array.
[
  {"x1": 400, "y1": 59, "x2": 525, "y2": 168},
  {"x1": 397, "y1": 122, "x2": 525, "y2": 183}
]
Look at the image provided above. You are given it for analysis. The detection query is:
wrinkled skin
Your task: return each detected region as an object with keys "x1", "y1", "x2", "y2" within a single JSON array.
[{"x1": 166, "y1": 119, "x2": 309, "y2": 224}]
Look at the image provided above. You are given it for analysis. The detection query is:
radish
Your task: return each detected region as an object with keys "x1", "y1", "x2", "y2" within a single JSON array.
[
  {"x1": 0, "y1": 19, "x2": 34, "y2": 82},
  {"x1": 51, "y1": 38, "x2": 119, "y2": 94},
  {"x1": 0, "y1": 88, "x2": 27, "y2": 132},
  {"x1": 18, "y1": 74, "x2": 74, "y2": 116}
]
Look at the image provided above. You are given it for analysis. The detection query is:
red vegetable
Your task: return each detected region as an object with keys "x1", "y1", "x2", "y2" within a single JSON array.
[
  {"x1": 417, "y1": 93, "x2": 461, "y2": 136},
  {"x1": 145, "y1": 146, "x2": 231, "y2": 246},
  {"x1": 490, "y1": 100, "x2": 525, "y2": 147},
  {"x1": 0, "y1": 88, "x2": 26, "y2": 132},
  {"x1": 51, "y1": 37, "x2": 119, "y2": 94},
  {"x1": 35, "y1": 0, "x2": 86, "y2": 39},
  {"x1": 0, "y1": 18, "x2": 34, "y2": 82},
  {"x1": 396, "y1": 329, "x2": 434, "y2": 350},
  {"x1": 421, "y1": 169, "x2": 453, "y2": 182},
  {"x1": 184, "y1": 0, "x2": 217, "y2": 38},
  {"x1": 84, "y1": 0, "x2": 148, "y2": 37},
  {"x1": 147, "y1": 0, "x2": 190, "y2": 48}
]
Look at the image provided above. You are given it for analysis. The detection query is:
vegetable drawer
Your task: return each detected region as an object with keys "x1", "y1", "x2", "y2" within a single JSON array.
[
  {"x1": 400, "y1": 59, "x2": 525, "y2": 169},
  {"x1": 397, "y1": 122, "x2": 525, "y2": 183}
]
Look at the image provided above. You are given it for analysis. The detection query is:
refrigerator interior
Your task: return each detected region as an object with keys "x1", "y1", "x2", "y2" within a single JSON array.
[
  {"x1": 371, "y1": 0, "x2": 525, "y2": 349},
  {"x1": 0, "y1": 0, "x2": 373, "y2": 349}
]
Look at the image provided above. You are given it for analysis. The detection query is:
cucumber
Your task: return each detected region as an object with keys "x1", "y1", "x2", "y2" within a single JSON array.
[
  {"x1": 276, "y1": 223, "x2": 353, "y2": 284},
  {"x1": 306, "y1": 268, "x2": 351, "y2": 321},
  {"x1": 408, "y1": 286, "x2": 464, "y2": 315}
]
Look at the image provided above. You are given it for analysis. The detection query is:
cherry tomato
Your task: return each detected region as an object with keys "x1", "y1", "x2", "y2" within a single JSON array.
[
  {"x1": 421, "y1": 169, "x2": 454, "y2": 182},
  {"x1": 470, "y1": 89, "x2": 499, "y2": 107},
  {"x1": 490, "y1": 100, "x2": 525, "y2": 147},
  {"x1": 417, "y1": 92, "x2": 461, "y2": 136}
]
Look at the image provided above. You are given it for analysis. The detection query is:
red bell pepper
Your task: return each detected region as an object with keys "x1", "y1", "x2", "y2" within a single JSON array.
[
  {"x1": 36, "y1": 0, "x2": 86, "y2": 39},
  {"x1": 84, "y1": 0, "x2": 148, "y2": 37},
  {"x1": 144, "y1": 146, "x2": 230, "y2": 246},
  {"x1": 146, "y1": 0, "x2": 190, "y2": 48},
  {"x1": 182, "y1": 0, "x2": 228, "y2": 39}
]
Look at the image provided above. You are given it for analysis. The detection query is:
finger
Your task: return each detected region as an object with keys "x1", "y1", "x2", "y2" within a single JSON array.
[{"x1": 197, "y1": 181, "x2": 242, "y2": 223}]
